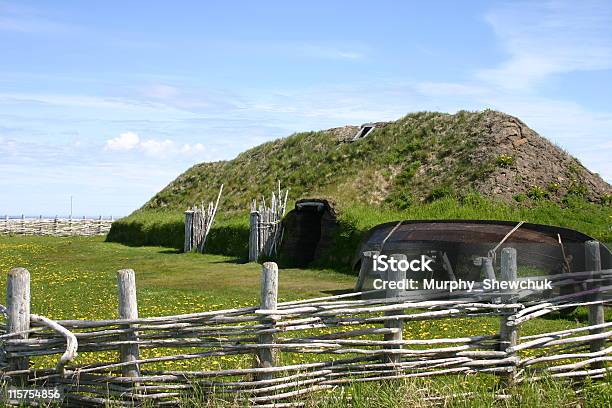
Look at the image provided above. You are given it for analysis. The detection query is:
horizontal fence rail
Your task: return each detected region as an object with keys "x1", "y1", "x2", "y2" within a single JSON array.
[
  {"x1": 0, "y1": 216, "x2": 113, "y2": 237},
  {"x1": 0, "y1": 243, "x2": 610, "y2": 406}
]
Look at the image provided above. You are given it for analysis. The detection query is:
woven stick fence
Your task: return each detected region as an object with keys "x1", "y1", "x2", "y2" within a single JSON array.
[
  {"x1": 184, "y1": 185, "x2": 224, "y2": 253},
  {"x1": 249, "y1": 182, "x2": 289, "y2": 261},
  {"x1": 0, "y1": 243, "x2": 609, "y2": 406},
  {"x1": 0, "y1": 216, "x2": 113, "y2": 237}
]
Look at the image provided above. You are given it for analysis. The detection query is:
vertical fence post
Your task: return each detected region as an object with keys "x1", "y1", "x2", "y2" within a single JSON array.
[
  {"x1": 53, "y1": 216, "x2": 58, "y2": 235},
  {"x1": 355, "y1": 251, "x2": 379, "y2": 291},
  {"x1": 384, "y1": 253, "x2": 406, "y2": 365},
  {"x1": 192, "y1": 209, "x2": 203, "y2": 253},
  {"x1": 261, "y1": 210, "x2": 268, "y2": 256},
  {"x1": 184, "y1": 210, "x2": 194, "y2": 252},
  {"x1": 98, "y1": 215, "x2": 102, "y2": 235},
  {"x1": 6, "y1": 268, "x2": 31, "y2": 384},
  {"x1": 260, "y1": 211, "x2": 267, "y2": 259},
  {"x1": 585, "y1": 241, "x2": 604, "y2": 369},
  {"x1": 117, "y1": 269, "x2": 140, "y2": 377},
  {"x1": 249, "y1": 211, "x2": 260, "y2": 262},
  {"x1": 21, "y1": 214, "x2": 25, "y2": 235},
  {"x1": 256, "y1": 262, "x2": 278, "y2": 380},
  {"x1": 498, "y1": 247, "x2": 518, "y2": 386},
  {"x1": 258, "y1": 212, "x2": 264, "y2": 259}
]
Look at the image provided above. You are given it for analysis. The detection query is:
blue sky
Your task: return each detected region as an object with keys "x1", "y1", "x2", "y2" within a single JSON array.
[{"x1": 1, "y1": 1, "x2": 611, "y2": 216}]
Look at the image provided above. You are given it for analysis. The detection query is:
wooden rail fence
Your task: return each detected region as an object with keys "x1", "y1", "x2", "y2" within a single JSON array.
[
  {"x1": 0, "y1": 216, "x2": 113, "y2": 237},
  {"x1": 249, "y1": 184, "x2": 289, "y2": 261},
  {"x1": 184, "y1": 185, "x2": 223, "y2": 253},
  {"x1": 0, "y1": 242, "x2": 609, "y2": 406}
]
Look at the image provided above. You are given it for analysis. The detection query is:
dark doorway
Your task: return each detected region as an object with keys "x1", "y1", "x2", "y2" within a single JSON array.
[
  {"x1": 291, "y1": 205, "x2": 323, "y2": 265},
  {"x1": 278, "y1": 199, "x2": 338, "y2": 267}
]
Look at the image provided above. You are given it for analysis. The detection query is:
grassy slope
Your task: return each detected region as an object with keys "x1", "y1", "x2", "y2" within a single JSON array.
[
  {"x1": 0, "y1": 236, "x2": 610, "y2": 407},
  {"x1": 136, "y1": 110, "x2": 514, "y2": 212}
]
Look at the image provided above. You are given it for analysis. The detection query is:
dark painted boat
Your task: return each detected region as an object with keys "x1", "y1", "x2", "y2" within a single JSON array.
[{"x1": 353, "y1": 220, "x2": 611, "y2": 301}]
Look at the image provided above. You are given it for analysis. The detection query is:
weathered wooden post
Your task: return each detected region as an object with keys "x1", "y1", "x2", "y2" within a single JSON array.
[
  {"x1": 261, "y1": 209, "x2": 269, "y2": 256},
  {"x1": 354, "y1": 251, "x2": 379, "y2": 291},
  {"x1": 117, "y1": 269, "x2": 140, "y2": 377},
  {"x1": 384, "y1": 253, "x2": 406, "y2": 365},
  {"x1": 479, "y1": 256, "x2": 499, "y2": 303},
  {"x1": 498, "y1": 247, "x2": 518, "y2": 386},
  {"x1": 249, "y1": 211, "x2": 260, "y2": 261},
  {"x1": 585, "y1": 241, "x2": 604, "y2": 369},
  {"x1": 192, "y1": 209, "x2": 203, "y2": 252},
  {"x1": 20, "y1": 214, "x2": 25, "y2": 235},
  {"x1": 6, "y1": 268, "x2": 31, "y2": 384},
  {"x1": 257, "y1": 210, "x2": 264, "y2": 258},
  {"x1": 184, "y1": 210, "x2": 194, "y2": 252},
  {"x1": 256, "y1": 262, "x2": 278, "y2": 380},
  {"x1": 480, "y1": 256, "x2": 495, "y2": 280},
  {"x1": 53, "y1": 216, "x2": 58, "y2": 235},
  {"x1": 98, "y1": 215, "x2": 102, "y2": 235}
]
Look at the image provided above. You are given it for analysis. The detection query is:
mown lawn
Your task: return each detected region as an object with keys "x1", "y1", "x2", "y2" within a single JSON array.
[{"x1": 0, "y1": 235, "x2": 610, "y2": 407}]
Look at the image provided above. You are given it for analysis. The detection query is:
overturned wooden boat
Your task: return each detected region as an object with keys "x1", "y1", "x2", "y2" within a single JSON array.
[{"x1": 353, "y1": 220, "x2": 611, "y2": 303}]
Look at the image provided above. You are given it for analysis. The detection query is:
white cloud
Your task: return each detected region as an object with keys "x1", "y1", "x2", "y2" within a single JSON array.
[
  {"x1": 105, "y1": 131, "x2": 140, "y2": 151},
  {"x1": 104, "y1": 132, "x2": 205, "y2": 158},
  {"x1": 478, "y1": 0, "x2": 612, "y2": 90},
  {"x1": 0, "y1": 92, "x2": 198, "y2": 120},
  {"x1": 139, "y1": 138, "x2": 174, "y2": 157}
]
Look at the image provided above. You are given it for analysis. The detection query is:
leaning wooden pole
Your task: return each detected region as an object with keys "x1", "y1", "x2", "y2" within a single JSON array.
[
  {"x1": 256, "y1": 262, "x2": 278, "y2": 380},
  {"x1": 200, "y1": 184, "x2": 224, "y2": 251},
  {"x1": 6, "y1": 267, "x2": 30, "y2": 385},
  {"x1": 117, "y1": 269, "x2": 140, "y2": 378}
]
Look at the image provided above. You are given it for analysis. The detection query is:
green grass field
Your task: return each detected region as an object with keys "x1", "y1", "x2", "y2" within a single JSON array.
[
  {"x1": 0, "y1": 235, "x2": 354, "y2": 320},
  {"x1": 1, "y1": 235, "x2": 610, "y2": 406}
]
